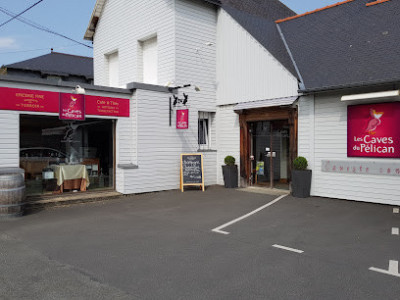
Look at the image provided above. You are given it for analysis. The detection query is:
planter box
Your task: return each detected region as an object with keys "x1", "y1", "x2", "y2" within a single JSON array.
[
  {"x1": 222, "y1": 165, "x2": 238, "y2": 188},
  {"x1": 291, "y1": 169, "x2": 312, "y2": 198}
]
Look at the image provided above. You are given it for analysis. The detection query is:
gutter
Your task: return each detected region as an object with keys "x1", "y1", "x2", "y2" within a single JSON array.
[
  {"x1": 276, "y1": 23, "x2": 305, "y2": 90},
  {"x1": 300, "y1": 78, "x2": 400, "y2": 94}
]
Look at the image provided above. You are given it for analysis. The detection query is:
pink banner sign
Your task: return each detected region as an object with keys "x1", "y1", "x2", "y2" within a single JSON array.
[
  {"x1": 348, "y1": 102, "x2": 400, "y2": 158},
  {"x1": 176, "y1": 109, "x2": 189, "y2": 129},
  {"x1": 0, "y1": 87, "x2": 129, "y2": 118},
  {"x1": 0, "y1": 87, "x2": 59, "y2": 113},
  {"x1": 85, "y1": 95, "x2": 130, "y2": 117},
  {"x1": 59, "y1": 93, "x2": 85, "y2": 120}
]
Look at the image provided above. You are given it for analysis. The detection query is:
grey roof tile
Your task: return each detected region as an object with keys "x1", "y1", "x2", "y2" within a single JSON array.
[
  {"x1": 6, "y1": 52, "x2": 93, "y2": 80},
  {"x1": 278, "y1": 0, "x2": 400, "y2": 91}
]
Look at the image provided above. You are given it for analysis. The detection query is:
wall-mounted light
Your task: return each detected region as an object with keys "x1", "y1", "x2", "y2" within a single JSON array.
[
  {"x1": 341, "y1": 90, "x2": 400, "y2": 101},
  {"x1": 168, "y1": 84, "x2": 200, "y2": 93}
]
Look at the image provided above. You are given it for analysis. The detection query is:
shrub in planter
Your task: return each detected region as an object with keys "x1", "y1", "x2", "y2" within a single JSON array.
[
  {"x1": 291, "y1": 156, "x2": 312, "y2": 198},
  {"x1": 222, "y1": 156, "x2": 238, "y2": 188}
]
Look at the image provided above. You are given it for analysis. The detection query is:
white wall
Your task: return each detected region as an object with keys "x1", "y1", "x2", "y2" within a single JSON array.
[
  {"x1": 0, "y1": 111, "x2": 19, "y2": 168},
  {"x1": 93, "y1": 0, "x2": 175, "y2": 87},
  {"x1": 216, "y1": 9, "x2": 298, "y2": 106},
  {"x1": 119, "y1": 89, "x2": 217, "y2": 194},
  {"x1": 298, "y1": 94, "x2": 400, "y2": 205},
  {"x1": 216, "y1": 105, "x2": 240, "y2": 185},
  {"x1": 175, "y1": 0, "x2": 217, "y2": 111},
  {"x1": 298, "y1": 95, "x2": 315, "y2": 195}
]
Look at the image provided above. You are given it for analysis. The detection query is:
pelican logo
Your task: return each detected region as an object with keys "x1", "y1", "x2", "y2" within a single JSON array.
[
  {"x1": 365, "y1": 109, "x2": 384, "y2": 135},
  {"x1": 60, "y1": 93, "x2": 85, "y2": 121}
]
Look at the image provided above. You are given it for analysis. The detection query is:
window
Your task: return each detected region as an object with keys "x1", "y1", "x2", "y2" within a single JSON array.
[
  {"x1": 20, "y1": 115, "x2": 115, "y2": 196},
  {"x1": 141, "y1": 36, "x2": 158, "y2": 84},
  {"x1": 198, "y1": 112, "x2": 214, "y2": 150},
  {"x1": 107, "y1": 52, "x2": 119, "y2": 87}
]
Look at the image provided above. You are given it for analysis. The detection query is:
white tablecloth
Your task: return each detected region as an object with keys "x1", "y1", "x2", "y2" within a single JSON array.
[{"x1": 52, "y1": 165, "x2": 90, "y2": 187}]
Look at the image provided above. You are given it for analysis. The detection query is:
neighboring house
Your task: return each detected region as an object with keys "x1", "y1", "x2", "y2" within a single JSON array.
[
  {"x1": 3, "y1": 51, "x2": 94, "y2": 84},
  {"x1": 84, "y1": 0, "x2": 299, "y2": 194},
  {"x1": 277, "y1": 0, "x2": 400, "y2": 205}
]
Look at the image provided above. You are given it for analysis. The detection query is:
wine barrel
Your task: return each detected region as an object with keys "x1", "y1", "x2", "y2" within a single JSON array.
[{"x1": 0, "y1": 168, "x2": 25, "y2": 218}]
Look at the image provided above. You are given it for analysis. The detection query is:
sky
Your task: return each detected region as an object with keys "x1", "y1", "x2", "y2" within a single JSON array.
[{"x1": 0, "y1": 0, "x2": 340, "y2": 66}]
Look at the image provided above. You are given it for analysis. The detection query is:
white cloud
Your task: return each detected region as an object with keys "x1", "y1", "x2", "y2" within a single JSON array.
[{"x1": 0, "y1": 37, "x2": 18, "y2": 49}]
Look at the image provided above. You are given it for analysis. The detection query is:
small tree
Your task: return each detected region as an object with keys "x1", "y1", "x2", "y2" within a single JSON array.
[
  {"x1": 293, "y1": 156, "x2": 308, "y2": 170},
  {"x1": 224, "y1": 156, "x2": 236, "y2": 166}
]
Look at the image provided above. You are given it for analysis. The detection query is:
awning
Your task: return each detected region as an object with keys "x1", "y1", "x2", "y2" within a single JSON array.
[{"x1": 233, "y1": 96, "x2": 298, "y2": 112}]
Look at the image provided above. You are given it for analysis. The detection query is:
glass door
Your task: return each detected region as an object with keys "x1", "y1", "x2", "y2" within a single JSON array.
[{"x1": 249, "y1": 120, "x2": 290, "y2": 190}]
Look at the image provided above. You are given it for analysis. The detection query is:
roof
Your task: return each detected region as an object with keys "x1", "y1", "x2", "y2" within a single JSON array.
[
  {"x1": 234, "y1": 96, "x2": 297, "y2": 111},
  {"x1": 277, "y1": 0, "x2": 400, "y2": 92},
  {"x1": 220, "y1": 0, "x2": 297, "y2": 76},
  {"x1": 5, "y1": 52, "x2": 93, "y2": 80}
]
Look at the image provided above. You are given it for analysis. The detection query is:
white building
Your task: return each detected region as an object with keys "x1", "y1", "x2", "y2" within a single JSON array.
[
  {"x1": 83, "y1": 0, "x2": 299, "y2": 194},
  {"x1": 1, "y1": 0, "x2": 398, "y2": 206},
  {"x1": 278, "y1": 0, "x2": 400, "y2": 205}
]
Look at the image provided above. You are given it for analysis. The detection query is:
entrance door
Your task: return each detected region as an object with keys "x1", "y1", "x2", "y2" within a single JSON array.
[{"x1": 249, "y1": 120, "x2": 290, "y2": 190}]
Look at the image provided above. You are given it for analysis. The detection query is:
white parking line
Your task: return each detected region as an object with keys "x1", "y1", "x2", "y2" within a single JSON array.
[
  {"x1": 272, "y1": 244, "x2": 304, "y2": 254},
  {"x1": 211, "y1": 195, "x2": 287, "y2": 235},
  {"x1": 369, "y1": 260, "x2": 400, "y2": 278},
  {"x1": 394, "y1": 208, "x2": 399, "y2": 214},
  {"x1": 392, "y1": 227, "x2": 399, "y2": 236}
]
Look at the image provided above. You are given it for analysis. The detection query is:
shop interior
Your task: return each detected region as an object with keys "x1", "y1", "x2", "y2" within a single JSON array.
[
  {"x1": 249, "y1": 120, "x2": 290, "y2": 190},
  {"x1": 20, "y1": 115, "x2": 114, "y2": 196}
]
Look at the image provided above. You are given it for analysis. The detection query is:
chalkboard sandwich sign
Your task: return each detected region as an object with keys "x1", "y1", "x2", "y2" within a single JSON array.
[{"x1": 180, "y1": 153, "x2": 205, "y2": 192}]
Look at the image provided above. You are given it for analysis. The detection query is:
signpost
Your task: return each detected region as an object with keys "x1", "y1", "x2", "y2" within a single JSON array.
[{"x1": 180, "y1": 153, "x2": 205, "y2": 192}]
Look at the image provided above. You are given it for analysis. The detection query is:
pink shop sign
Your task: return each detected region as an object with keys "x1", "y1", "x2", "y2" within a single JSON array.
[
  {"x1": 347, "y1": 102, "x2": 400, "y2": 158},
  {"x1": 176, "y1": 109, "x2": 189, "y2": 129},
  {"x1": 59, "y1": 93, "x2": 85, "y2": 120},
  {"x1": 322, "y1": 160, "x2": 400, "y2": 177}
]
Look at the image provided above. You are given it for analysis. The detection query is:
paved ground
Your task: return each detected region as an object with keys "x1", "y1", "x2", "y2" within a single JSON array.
[{"x1": 0, "y1": 186, "x2": 399, "y2": 299}]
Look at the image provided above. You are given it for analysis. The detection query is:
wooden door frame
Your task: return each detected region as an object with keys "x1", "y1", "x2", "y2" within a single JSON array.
[{"x1": 238, "y1": 106, "x2": 298, "y2": 186}]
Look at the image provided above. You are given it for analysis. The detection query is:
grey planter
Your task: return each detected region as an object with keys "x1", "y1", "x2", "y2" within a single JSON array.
[
  {"x1": 222, "y1": 165, "x2": 238, "y2": 188},
  {"x1": 291, "y1": 169, "x2": 312, "y2": 198}
]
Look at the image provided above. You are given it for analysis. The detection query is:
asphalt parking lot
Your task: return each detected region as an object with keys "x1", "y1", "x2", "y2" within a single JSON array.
[{"x1": 1, "y1": 186, "x2": 399, "y2": 300}]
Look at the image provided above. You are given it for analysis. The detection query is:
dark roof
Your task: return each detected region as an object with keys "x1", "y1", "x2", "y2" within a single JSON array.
[
  {"x1": 278, "y1": 0, "x2": 400, "y2": 92},
  {"x1": 6, "y1": 52, "x2": 93, "y2": 80},
  {"x1": 203, "y1": 0, "x2": 221, "y2": 5},
  {"x1": 221, "y1": 0, "x2": 297, "y2": 77}
]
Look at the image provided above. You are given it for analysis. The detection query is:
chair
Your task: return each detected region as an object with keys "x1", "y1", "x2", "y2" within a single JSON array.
[{"x1": 91, "y1": 164, "x2": 99, "y2": 176}]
